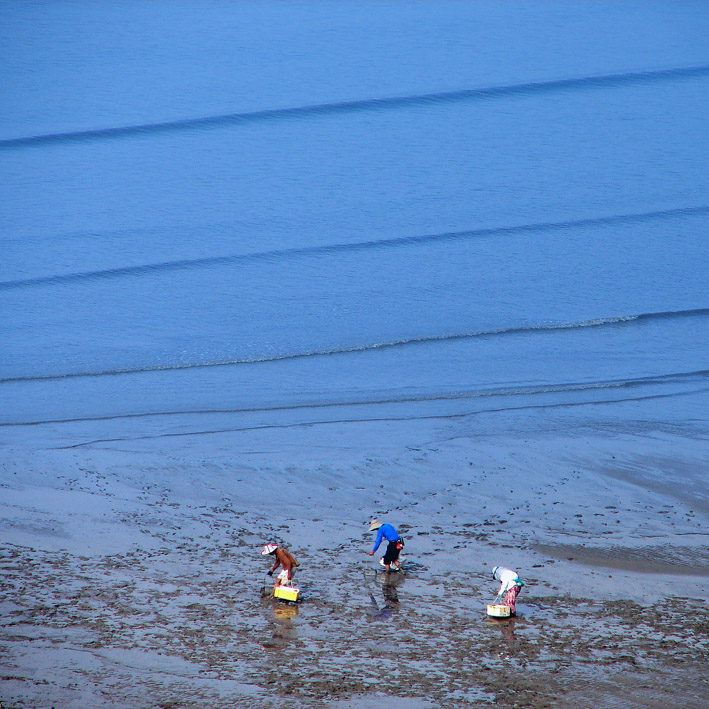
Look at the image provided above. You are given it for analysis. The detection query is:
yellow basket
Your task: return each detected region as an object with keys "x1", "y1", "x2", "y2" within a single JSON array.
[
  {"x1": 274, "y1": 585, "x2": 300, "y2": 602},
  {"x1": 486, "y1": 603, "x2": 511, "y2": 618}
]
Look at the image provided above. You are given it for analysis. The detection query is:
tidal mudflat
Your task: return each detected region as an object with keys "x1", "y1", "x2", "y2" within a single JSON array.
[{"x1": 2, "y1": 409, "x2": 707, "y2": 708}]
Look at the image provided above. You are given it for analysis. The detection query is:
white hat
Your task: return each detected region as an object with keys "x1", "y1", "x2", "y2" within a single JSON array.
[
  {"x1": 368, "y1": 519, "x2": 382, "y2": 532},
  {"x1": 261, "y1": 543, "x2": 277, "y2": 555}
]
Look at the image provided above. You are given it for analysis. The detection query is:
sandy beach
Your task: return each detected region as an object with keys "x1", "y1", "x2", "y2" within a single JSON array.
[{"x1": 2, "y1": 398, "x2": 707, "y2": 708}]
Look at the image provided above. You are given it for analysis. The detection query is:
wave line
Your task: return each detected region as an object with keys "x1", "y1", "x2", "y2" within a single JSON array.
[
  {"x1": 54, "y1": 386, "x2": 709, "y2": 449},
  {"x1": 1, "y1": 204, "x2": 707, "y2": 291},
  {"x1": 2, "y1": 369, "x2": 708, "y2": 428},
  {"x1": 2, "y1": 64, "x2": 708, "y2": 150},
  {"x1": 1, "y1": 308, "x2": 707, "y2": 384}
]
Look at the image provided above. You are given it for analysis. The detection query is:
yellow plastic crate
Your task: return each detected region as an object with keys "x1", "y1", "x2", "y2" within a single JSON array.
[
  {"x1": 274, "y1": 585, "x2": 300, "y2": 602},
  {"x1": 486, "y1": 603, "x2": 511, "y2": 618}
]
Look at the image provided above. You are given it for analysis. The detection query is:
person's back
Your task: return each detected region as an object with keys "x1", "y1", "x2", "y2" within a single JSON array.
[
  {"x1": 494, "y1": 566, "x2": 520, "y2": 590},
  {"x1": 377, "y1": 523, "x2": 399, "y2": 542},
  {"x1": 275, "y1": 547, "x2": 297, "y2": 573}
]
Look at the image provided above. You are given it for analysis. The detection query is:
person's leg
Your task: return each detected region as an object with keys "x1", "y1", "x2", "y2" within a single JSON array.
[
  {"x1": 383, "y1": 541, "x2": 397, "y2": 571},
  {"x1": 393, "y1": 545, "x2": 402, "y2": 570},
  {"x1": 504, "y1": 585, "x2": 520, "y2": 614},
  {"x1": 274, "y1": 569, "x2": 288, "y2": 592}
]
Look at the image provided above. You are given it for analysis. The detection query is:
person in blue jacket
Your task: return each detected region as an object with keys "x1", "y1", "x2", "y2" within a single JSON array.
[{"x1": 367, "y1": 519, "x2": 403, "y2": 572}]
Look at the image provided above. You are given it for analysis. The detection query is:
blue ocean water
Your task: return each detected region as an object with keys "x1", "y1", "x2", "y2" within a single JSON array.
[{"x1": 1, "y1": 1, "x2": 708, "y2": 437}]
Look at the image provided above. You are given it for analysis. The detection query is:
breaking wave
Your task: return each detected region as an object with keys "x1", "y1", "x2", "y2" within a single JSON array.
[{"x1": 1, "y1": 308, "x2": 706, "y2": 384}]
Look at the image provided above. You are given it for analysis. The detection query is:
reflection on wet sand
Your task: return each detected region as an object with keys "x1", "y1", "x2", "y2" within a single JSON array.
[
  {"x1": 484, "y1": 613, "x2": 518, "y2": 643},
  {"x1": 365, "y1": 569, "x2": 405, "y2": 621},
  {"x1": 499, "y1": 617, "x2": 517, "y2": 647},
  {"x1": 274, "y1": 604, "x2": 299, "y2": 622},
  {"x1": 262, "y1": 602, "x2": 299, "y2": 650}
]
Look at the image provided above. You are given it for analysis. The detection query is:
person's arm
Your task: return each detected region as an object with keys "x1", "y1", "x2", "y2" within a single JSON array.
[
  {"x1": 371, "y1": 527, "x2": 385, "y2": 553},
  {"x1": 269, "y1": 550, "x2": 283, "y2": 574}
]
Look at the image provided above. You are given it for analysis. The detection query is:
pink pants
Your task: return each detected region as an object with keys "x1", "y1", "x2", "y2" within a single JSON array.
[{"x1": 504, "y1": 585, "x2": 521, "y2": 614}]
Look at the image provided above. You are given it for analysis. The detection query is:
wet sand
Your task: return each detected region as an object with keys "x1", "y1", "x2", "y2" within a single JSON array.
[{"x1": 1, "y1": 411, "x2": 708, "y2": 707}]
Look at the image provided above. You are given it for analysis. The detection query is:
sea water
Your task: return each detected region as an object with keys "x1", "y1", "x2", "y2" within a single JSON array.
[{"x1": 1, "y1": 1, "x2": 708, "y2": 457}]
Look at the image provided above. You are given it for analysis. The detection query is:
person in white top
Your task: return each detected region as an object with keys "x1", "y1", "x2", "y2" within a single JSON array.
[{"x1": 492, "y1": 566, "x2": 524, "y2": 615}]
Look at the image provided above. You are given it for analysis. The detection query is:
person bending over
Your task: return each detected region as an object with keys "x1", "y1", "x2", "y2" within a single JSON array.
[
  {"x1": 492, "y1": 566, "x2": 524, "y2": 615},
  {"x1": 367, "y1": 519, "x2": 403, "y2": 572},
  {"x1": 261, "y1": 543, "x2": 299, "y2": 593}
]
